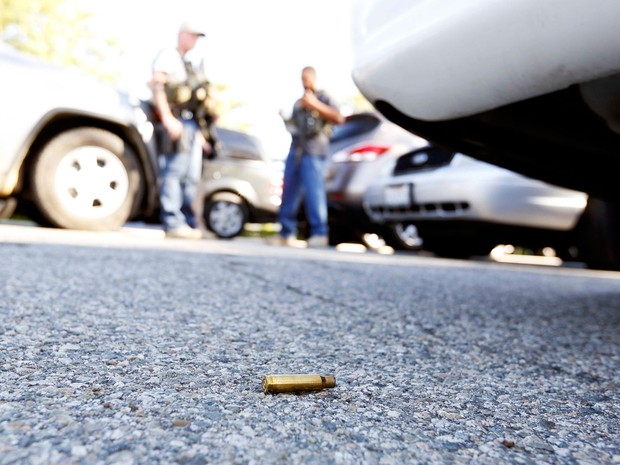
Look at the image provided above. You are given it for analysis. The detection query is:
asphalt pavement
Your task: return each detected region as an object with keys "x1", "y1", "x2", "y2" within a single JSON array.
[{"x1": 0, "y1": 223, "x2": 618, "y2": 465}]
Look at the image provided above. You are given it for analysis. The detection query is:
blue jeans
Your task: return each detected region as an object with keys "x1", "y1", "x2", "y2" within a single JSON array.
[
  {"x1": 278, "y1": 149, "x2": 328, "y2": 238},
  {"x1": 158, "y1": 119, "x2": 202, "y2": 231}
]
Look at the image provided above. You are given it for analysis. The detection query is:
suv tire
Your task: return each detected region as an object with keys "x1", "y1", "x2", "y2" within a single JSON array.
[{"x1": 30, "y1": 128, "x2": 143, "y2": 230}]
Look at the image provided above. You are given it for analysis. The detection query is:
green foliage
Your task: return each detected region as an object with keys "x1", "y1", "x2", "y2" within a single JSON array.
[{"x1": 0, "y1": 0, "x2": 122, "y2": 83}]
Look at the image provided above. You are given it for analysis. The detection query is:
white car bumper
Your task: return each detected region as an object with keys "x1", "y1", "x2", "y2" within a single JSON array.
[
  {"x1": 351, "y1": 0, "x2": 620, "y2": 121},
  {"x1": 364, "y1": 156, "x2": 587, "y2": 230}
]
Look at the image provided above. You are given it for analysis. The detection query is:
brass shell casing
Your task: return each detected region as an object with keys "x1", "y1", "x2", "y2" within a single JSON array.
[{"x1": 262, "y1": 374, "x2": 336, "y2": 394}]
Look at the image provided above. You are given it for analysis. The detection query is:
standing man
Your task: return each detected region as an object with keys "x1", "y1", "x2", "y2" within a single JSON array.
[
  {"x1": 151, "y1": 21, "x2": 212, "y2": 239},
  {"x1": 275, "y1": 66, "x2": 345, "y2": 248}
]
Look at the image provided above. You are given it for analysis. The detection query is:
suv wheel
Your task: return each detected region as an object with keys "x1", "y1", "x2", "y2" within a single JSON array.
[
  {"x1": 29, "y1": 128, "x2": 143, "y2": 230},
  {"x1": 205, "y1": 192, "x2": 248, "y2": 238}
]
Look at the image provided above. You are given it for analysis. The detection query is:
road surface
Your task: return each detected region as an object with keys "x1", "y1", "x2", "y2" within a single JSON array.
[{"x1": 0, "y1": 223, "x2": 618, "y2": 464}]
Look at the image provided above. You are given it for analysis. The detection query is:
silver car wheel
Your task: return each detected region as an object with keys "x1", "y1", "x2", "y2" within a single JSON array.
[
  {"x1": 380, "y1": 222, "x2": 423, "y2": 251},
  {"x1": 54, "y1": 146, "x2": 130, "y2": 219},
  {"x1": 394, "y1": 223, "x2": 423, "y2": 248},
  {"x1": 207, "y1": 197, "x2": 246, "y2": 238},
  {"x1": 30, "y1": 127, "x2": 142, "y2": 230}
]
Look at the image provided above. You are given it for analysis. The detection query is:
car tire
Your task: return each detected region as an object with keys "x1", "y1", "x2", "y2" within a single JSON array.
[
  {"x1": 574, "y1": 198, "x2": 620, "y2": 270},
  {"x1": 204, "y1": 192, "x2": 248, "y2": 239},
  {"x1": 29, "y1": 127, "x2": 143, "y2": 230},
  {"x1": 380, "y1": 223, "x2": 423, "y2": 251}
]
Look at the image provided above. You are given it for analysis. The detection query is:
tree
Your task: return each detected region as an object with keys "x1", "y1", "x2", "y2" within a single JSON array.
[{"x1": 0, "y1": 0, "x2": 122, "y2": 82}]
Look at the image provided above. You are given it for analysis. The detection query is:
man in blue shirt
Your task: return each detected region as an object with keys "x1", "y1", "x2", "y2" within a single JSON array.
[{"x1": 275, "y1": 66, "x2": 344, "y2": 248}]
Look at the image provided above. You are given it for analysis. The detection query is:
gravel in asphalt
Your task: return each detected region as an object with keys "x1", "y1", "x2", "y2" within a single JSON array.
[{"x1": 0, "y1": 240, "x2": 619, "y2": 464}]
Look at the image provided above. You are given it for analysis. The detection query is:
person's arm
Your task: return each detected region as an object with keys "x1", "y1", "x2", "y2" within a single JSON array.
[
  {"x1": 150, "y1": 70, "x2": 183, "y2": 140},
  {"x1": 300, "y1": 90, "x2": 345, "y2": 125}
]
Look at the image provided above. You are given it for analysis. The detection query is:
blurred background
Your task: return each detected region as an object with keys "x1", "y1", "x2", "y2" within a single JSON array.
[{"x1": 0, "y1": 0, "x2": 371, "y2": 157}]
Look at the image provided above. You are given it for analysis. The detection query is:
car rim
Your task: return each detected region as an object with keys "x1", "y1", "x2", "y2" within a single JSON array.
[
  {"x1": 209, "y1": 201, "x2": 244, "y2": 236},
  {"x1": 53, "y1": 146, "x2": 129, "y2": 219},
  {"x1": 395, "y1": 223, "x2": 423, "y2": 247}
]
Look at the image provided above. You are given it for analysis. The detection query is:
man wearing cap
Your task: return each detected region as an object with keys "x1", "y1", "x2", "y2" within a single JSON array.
[{"x1": 151, "y1": 21, "x2": 212, "y2": 239}]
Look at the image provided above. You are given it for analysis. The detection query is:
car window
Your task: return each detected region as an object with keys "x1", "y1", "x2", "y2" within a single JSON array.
[
  {"x1": 393, "y1": 147, "x2": 455, "y2": 175},
  {"x1": 215, "y1": 126, "x2": 265, "y2": 161}
]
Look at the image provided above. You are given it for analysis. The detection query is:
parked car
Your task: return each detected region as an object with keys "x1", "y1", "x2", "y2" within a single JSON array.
[
  {"x1": 363, "y1": 147, "x2": 620, "y2": 269},
  {"x1": 325, "y1": 112, "x2": 428, "y2": 245},
  {"x1": 350, "y1": 0, "x2": 620, "y2": 203},
  {"x1": 0, "y1": 41, "x2": 158, "y2": 229},
  {"x1": 194, "y1": 127, "x2": 284, "y2": 238}
]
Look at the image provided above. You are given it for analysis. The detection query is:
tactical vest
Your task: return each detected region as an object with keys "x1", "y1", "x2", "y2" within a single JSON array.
[
  {"x1": 164, "y1": 56, "x2": 216, "y2": 126},
  {"x1": 162, "y1": 55, "x2": 218, "y2": 149},
  {"x1": 292, "y1": 90, "x2": 333, "y2": 140}
]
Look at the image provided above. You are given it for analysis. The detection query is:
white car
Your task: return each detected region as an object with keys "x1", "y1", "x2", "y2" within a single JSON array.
[
  {"x1": 364, "y1": 147, "x2": 592, "y2": 260},
  {"x1": 351, "y1": 0, "x2": 620, "y2": 268},
  {"x1": 325, "y1": 112, "x2": 428, "y2": 245},
  {"x1": 0, "y1": 41, "x2": 159, "y2": 230},
  {"x1": 194, "y1": 127, "x2": 284, "y2": 239}
]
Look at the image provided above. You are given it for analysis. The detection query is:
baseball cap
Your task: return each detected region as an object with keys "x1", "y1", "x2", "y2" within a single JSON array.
[{"x1": 179, "y1": 21, "x2": 206, "y2": 36}]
